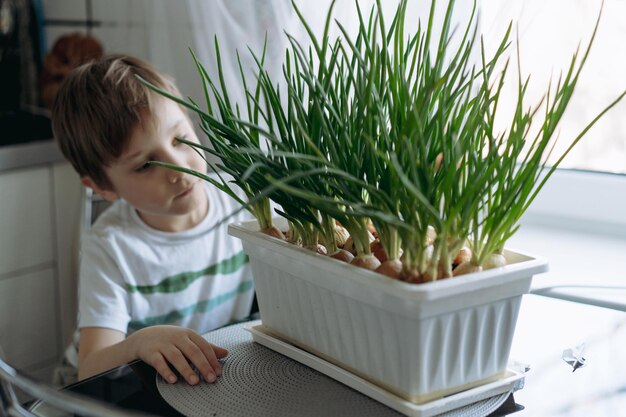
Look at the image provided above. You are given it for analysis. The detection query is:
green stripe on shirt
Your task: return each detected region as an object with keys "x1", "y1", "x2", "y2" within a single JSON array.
[
  {"x1": 127, "y1": 251, "x2": 249, "y2": 294},
  {"x1": 128, "y1": 279, "x2": 254, "y2": 330}
]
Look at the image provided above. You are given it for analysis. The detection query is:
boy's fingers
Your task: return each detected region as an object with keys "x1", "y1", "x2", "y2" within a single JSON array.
[
  {"x1": 150, "y1": 352, "x2": 178, "y2": 384},
  {"x1": 210, "y1": 343, "x2": 229, "y2": 359},
  {"x1": 179, "y1": 339, "x2": 217, "y2": 383},
  {"x1": 164, "y1": 349, "x2": 200, "y2": 385},
  {"x1": 191, "y1": 336, "x2": 226, "y2": 379},
  {"x1": 201, "y1": 345, "x2": 221, "y2": 378}
]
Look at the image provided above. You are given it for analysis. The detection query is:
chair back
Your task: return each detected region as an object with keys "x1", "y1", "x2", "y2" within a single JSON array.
[
  {"x1": 81, "y1": 187, "x2": 113, "y2": 233},
  {"x1": 0, "y1": 345, "x2": 16, "y2": 417}
]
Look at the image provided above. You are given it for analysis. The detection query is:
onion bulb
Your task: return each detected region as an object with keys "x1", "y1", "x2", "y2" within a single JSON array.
[
  {"x1": 453, "y1": 246, "x2": 472, "y2": 267},
  {"x1": 370, "y1": 239, "x2": 387, "y2": 262},
  {"x1": 482, "y1": 253, "x2": 506, "y2": 270},
  {"x1": 401, "y1": 268, "x2": 424, "y2": 284},
  {"x1": 351, "y1": 254, "x2": 381, "y2": 271},
  {"x1": 453, "y1": 261, "x2": 482, "y2": 276},
  {"x1": 334, "y1": 224, "x2": 351, "y2": 248},
  {"x1": 305, "y1": 243, "x2": 328, "y2": 255},
  {"x1": 376, "y1": 259, "x2": 403, "y2": 279},
  {"x1": 343, "y1": 231, "x2": 375, "y2": 255},
  {"x1": 329, "y1": 249, "x2": 355, "y2": 263},
  {"x1": 261, "y1": 226, "x2": 285, "y2": 240}
]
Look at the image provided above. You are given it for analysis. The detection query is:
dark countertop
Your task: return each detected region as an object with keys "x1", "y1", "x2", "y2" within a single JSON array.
[
  {"x1": 0, "y1": 139, "x2": 65, "y2": 172},
  {"x1": 0, "y1": 109, "x2": 65, "y2": 172}
]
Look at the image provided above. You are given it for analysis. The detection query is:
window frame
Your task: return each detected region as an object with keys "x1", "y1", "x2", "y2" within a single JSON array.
[{"x1": 522, "y1": 167, "x2": 626, "y2": 236}]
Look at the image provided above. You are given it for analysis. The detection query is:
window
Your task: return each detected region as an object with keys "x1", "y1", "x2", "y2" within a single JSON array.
[
  {"x1": 481, "y1": 0, "x2": 626, "y2": 175},
  {"x1": 480, "y1": 1, "x2": 626, "y2": 297}
]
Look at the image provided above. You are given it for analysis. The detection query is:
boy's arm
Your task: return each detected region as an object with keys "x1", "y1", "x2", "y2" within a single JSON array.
[
  {"x1": 78, "y1": 327, "x2": 126, "y2": 380},
  {"x1": 78, "y1": 326, "x2": 228, "y2": 384}
]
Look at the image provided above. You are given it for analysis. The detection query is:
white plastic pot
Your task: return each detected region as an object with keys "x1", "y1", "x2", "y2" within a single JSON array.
[{"x1": 229, "y1": 218, "x2": 548, "y2": 403}]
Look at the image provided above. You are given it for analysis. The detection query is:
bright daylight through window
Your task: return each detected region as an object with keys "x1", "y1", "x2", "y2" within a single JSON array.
[{"x1": 481, "y1": 0, "x2": 626, "y2": 175}]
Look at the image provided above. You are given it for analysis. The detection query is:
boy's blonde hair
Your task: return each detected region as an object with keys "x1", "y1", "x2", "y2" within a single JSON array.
[{"x1": 52, "y1": 54, "x2": 182, "y2": 188}]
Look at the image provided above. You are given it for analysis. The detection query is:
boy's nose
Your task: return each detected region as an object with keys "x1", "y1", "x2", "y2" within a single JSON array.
[
  {"x1": 168, "y1": 169, "x2": 184, "y2": 184},
  {"x1": 160, "y1": 151, "x2": 187, "y2": 183},
  {"x1": 167, "y1": 168, "x2": 184, "y2": 184}
]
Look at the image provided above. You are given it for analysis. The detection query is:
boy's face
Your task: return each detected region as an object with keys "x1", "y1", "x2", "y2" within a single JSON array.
[{"x1": 84, "y1": 98, "x2": 208, "y2": 232}]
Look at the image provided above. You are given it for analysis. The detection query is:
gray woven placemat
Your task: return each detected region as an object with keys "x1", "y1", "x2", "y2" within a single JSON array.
[{"x1": 156, "y1": 321, "x2": 510, "y2": 417}]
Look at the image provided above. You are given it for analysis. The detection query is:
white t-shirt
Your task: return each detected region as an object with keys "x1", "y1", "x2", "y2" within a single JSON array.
[{"x1": 77, "y1": 181, "x2": 254, "y2": 337}]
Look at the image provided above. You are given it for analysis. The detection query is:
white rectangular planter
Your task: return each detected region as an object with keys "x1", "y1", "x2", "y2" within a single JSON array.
[{"x1": 229, "y1": 219, "x2": 548, "y2": 403}]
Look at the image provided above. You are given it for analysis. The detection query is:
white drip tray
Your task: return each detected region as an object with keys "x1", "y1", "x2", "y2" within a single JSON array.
[{"x1": 246, "y1": 324, "x2": 525, "y2": 417}]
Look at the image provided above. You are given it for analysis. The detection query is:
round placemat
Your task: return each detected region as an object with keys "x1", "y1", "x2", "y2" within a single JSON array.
[{"x1": 157, "y1": 321, "x2": 511, "y2": 417}]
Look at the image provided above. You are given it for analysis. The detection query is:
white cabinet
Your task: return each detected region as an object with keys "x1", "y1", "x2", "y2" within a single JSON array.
[
  {"x1": 52, "y1": 163, "x2": 82, "y2": 355},
  {"x1": 0, "y1": 166, "x2": 54, "y2": 275},
  {"x1": 0, "y1": 268, "x2": 58, "y2": 369},
  {"x1": 0, "y1": 162, "x2": 81, "y2": 381}
]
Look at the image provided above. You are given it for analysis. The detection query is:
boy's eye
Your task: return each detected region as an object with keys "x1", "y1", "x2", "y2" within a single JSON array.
[{"x1": 135, "y1": 162, "x2": 151, "y2": 172}]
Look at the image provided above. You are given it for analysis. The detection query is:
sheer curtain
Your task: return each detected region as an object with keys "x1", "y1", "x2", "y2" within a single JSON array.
[
  {"x1": 93, "y1": 0, "x2": 475, "y2": 132},
  {"x1": 183, "y1": 0, "x2": 472, "y2": 115},
  {"x1": 480, "y1": 0, "x2": 626, "y2": 174},
  {"x1": 97, "y1": 0, "x2": 456, "y2": 105},
  {"x1": 184, "y1": 0, "x2": 379, "y2": 115},
  {"x1": 186, "y1": 0, "x2": 296, "y2": 111}
]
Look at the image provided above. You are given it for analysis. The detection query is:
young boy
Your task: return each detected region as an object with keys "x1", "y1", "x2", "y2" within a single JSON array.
[{"x1": 51, "y1": 54, "x2": 254, "y2": 385}]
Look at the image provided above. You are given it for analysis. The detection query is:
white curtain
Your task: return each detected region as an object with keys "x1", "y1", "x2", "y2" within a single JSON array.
[
  {"x1": 183, "y1": 0, "x2": 392, "y2": 114},
  {"x1": 93, "y1": 0, "x2": 477, "y2": 137},
  {"x1": 480, "y1": 0, "x2": 626, "y2": 173},
  {"x1": 94, "y1": 0, "x2": 461, "y2": 107}
]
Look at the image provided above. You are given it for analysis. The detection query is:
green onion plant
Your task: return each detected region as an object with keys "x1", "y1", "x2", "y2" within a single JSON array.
[{"x1": 142, "y1": 0, "x2": 625, "y2": 282}]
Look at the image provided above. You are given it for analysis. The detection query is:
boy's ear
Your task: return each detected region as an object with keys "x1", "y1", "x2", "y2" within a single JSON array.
[{"x1": 80, "y1": 177, "x2": 119, "y2": 202}]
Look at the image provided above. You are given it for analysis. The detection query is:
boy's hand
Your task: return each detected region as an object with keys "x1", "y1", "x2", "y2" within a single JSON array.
[{"x1": 128, "y1": 325, "x2": 228, "y2": 385}]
